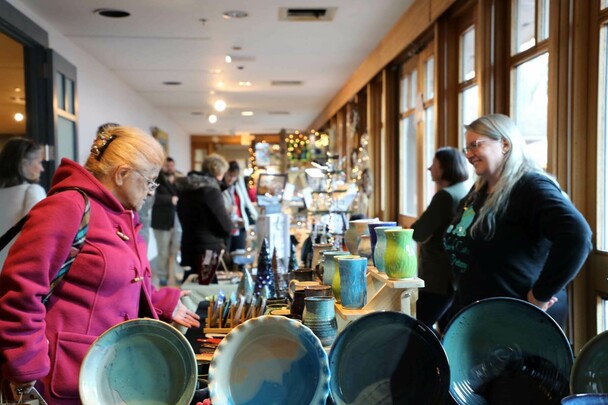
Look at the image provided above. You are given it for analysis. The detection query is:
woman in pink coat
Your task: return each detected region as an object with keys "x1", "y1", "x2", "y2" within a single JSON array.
[{"x1": 0, "y1": 126, "x2": 200, "y2": 404}]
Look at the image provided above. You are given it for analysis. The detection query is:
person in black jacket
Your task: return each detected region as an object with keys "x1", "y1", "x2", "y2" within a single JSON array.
[
  {"x1": 151, "y1": 157, "x2": 180, "y2": 286},
  {"x1": 177, "y1": 154, "x2": 234, "y2": 283},
  {"x1": 444, "y1": 114, "x2": 592, "y2": 329}
]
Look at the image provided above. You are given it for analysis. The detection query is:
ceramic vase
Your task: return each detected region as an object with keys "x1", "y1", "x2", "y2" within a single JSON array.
[
  {"x1": 373, "y1": 226, "x2": 403, "y2": 273},
  {"x1": 383, "y1": 229, "x2": 417, "y2": 279},
  {"x1": 344, "y1": 218, "x2": 379, "y2": 254},
  {"x1": 303, "y1": 296, "x2": 338, "y2": 347},
  {"x1": 368, "y1": 222, "x2": 398, "y2": 267},
  {"x1": 311, "y1": 243, "x2": 333, "y2": 276},
  {"x1": 321, "y1": 250, "x2": 351, "y2": 287},
  {"x1": 337, "y1": 256, "x2": 368, "y2": 309},
  {"x1": 332, "y1": 255, "x2": 359, "y2": 303},
  {"x1": 357, "y1": 235, "x2": 372, "y2": 265}
]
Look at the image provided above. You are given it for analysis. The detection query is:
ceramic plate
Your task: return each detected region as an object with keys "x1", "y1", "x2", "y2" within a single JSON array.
[
  {"x1": 570, "y1": 330, "x2": 608, "y2": 394},
  {"x1": 442, "y1": 298, "x2": 572, "y2": 405},
  {"x1": 329, "y1": 311, "x2": 450, "y2": 404},
  {"x1": 562, "y1": 394, "x2": 608, "y2": 404},
  {"x1": 209, "y1": 315, "x2": 330, "y2": 405},
  {"x1": 79, "y1": 318, "x2": 197, "y2": 405}
]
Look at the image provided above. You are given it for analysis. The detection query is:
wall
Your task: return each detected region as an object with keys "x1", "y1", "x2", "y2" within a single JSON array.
[{"x1": 6, "y1": 0, "x2": 191, "y2": 172}]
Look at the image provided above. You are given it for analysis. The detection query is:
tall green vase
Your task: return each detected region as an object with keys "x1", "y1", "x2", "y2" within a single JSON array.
[{"x1": 383, "y1": 229, "x2": 417, "y2": 279}]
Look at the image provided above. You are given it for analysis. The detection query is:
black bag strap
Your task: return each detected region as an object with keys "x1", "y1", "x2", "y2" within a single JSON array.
[{"x1": 0, "y1": 187, "x2": 90, "y2": 305}]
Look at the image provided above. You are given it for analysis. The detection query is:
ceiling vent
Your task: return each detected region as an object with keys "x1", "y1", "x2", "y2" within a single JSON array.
[
  {"x1": 271, "y1": 80, "x2": 303, "y2": 86},
  {"x1": 278, "y1": 8, "x2": 337, "y2": 22},
  {"x1": 268, "y1": 111, "x2": 290, "y2": 115}
]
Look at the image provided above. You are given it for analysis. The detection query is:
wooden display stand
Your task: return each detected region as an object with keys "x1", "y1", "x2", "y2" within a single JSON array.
[{"x1": 334, "y1": 266, "x2": 424, "y2": 332}]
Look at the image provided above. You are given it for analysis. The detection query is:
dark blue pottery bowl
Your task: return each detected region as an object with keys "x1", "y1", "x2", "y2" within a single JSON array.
[
  {"x1": 562, "y1": 394, "x2": 608, "y2": 404},
  {"x1": 442, "y1": 297, "x2": 573, "y2": 405},
  {"x1": 571, "y1": 330, "x2": 608, "y2": 394},
  {"x1": 329, "y1": 311, "x2": 450, "y2": 404}
]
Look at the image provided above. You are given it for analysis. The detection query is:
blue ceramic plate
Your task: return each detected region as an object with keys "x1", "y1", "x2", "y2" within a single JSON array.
[
  {"x1": 79, "y1": 319, "x2": 197, "y2": 405},
  {"x1": 209, "y1": 315, "x2": 330, "y2": 405},
  {"x1": 442, "y1": 298, "x2": 573, "y2": 405},
  {"x1": 571, "y1": 330, "x2": 608, "y2": 394},
  {"x1": 562, "y1": 394, "x2": 608, "y2": 404},
  {"x1": 329, "y1": 311, "x2": 450, "y2": 404}
]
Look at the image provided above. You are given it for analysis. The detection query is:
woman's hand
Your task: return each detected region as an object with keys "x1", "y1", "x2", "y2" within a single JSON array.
[
  {"x1": 9, "y1": 380, "x2": 36, "y2": 399},
  {"x1": 527, "y1": 289, "x2": 558, "y2": 311},
  {"x1": 172, "y1": 290, "x2": 200, "y2": 328}
]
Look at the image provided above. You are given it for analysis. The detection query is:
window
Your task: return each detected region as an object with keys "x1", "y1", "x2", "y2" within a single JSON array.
[
  {"x1": 423, "y1": 55, "x2": 436, "y2": 206},
  {"x1": 399, "y1": 66, "x2": 418, "y2": 216},
  {"x1": 510, "y1": 0, "x2": 550, "y2": 169},
  {"x1": 459, "y1": 26, "x2": 479, "y2": 137},
  {"x1": 599, "y1": 295, "x2": 608, "y2": 333}
]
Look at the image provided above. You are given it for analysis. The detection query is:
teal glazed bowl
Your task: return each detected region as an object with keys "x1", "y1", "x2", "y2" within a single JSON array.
[
  {"x1": 79, "y1": 318, "x2": 197, "y2": 405},
  {"x1": 209, "y1": 315, "x2": 330, "y2": 405},
  {"x1": 442, "y1": 297, "x2": 573, "y2": 405},
  {"x1": 571, "y1": 330, "x2": 608, "y2": 394},
  {"x1": 328, "y1": 311, "x2": 450, "y2": 404},
  {"x1": 562, "y1": 394, "x2": 608, "y2": 404}
]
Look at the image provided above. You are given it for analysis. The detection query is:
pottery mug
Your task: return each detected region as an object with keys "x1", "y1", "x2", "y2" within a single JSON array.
[
  {"x1": 288, "y1": 268, "x2": 316, "y2": 283},
  {"x1": 337, "y1": 256, "x2": 368, "y2": 309},
  {"x1": 288, "y1": 280, "x2": 320, "y2": 301}
]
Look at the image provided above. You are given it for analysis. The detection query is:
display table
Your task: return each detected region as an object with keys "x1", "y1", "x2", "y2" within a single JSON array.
[{"x1": 334, "y1": 266, "x2": 424, "y2": 332}]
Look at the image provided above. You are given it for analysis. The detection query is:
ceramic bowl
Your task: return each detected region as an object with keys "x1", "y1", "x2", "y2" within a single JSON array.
[
  {"x1": 442, "y1": 297, "x2": 573, "y2": 405},
  {"x1": 570, "y1": 330, "x2": 608, "y2": 394},
  {"x1": 79, "y1": 318, "x2": 197, "y2": 405},
  {"x1": 328, "y1": 311, "x2": 450, "y2": 404},
  {"x1": 209, "y1": 315, "x2": 330, "y2": 405},
  {"x1": 562, "y1": 394, "x2": 608, "y2": 404}
]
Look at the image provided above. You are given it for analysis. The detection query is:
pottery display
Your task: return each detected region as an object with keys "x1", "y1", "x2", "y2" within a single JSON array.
[
  {"x1": 383, "y1": 228, "x2": 417, "y2": 279},
  {"x1": 344, "y1": 218, "x2": 379, "y2": 254},
  {"x1": 80, "y1": 319, "x2": 197, "y2": 405},
  {"x1": 320, "y1": 250, "x2": 351, "y2": 287},
  {"x1": 331, "y1": 254, "x2": 359, "y2": 303},
  {"x1": 311, "y1": 243, "x2": 334, "y2": 274},
  {"x1": 442, "y1": 298, "x2": 572, "y2": 405},
  {"x1": 337, "y1": 256, "x2": 368, "y2": 309},
  {"x1": 570, "y1": 330, "x2": 608, "y2": 394},
  {"x1": 303, "y1": 296, "x2": 338, "y2": 347},
  {"x1": 209, "y1": 315, "x2": 330, "y2": 405},
  {"x1": 367, "y1": 222, "x2": 398, "y2": 267},
  {"x1": 329, "y1": 311, "x2": 450, "y2": 404},
  {"x1": 372, "y1": 226, "x2": 403, "y2": 273}
]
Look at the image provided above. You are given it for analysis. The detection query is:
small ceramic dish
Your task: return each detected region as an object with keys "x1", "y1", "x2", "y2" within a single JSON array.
[
  {"x1": 209, "y1": 315, "x2": 330, "y2": 405},
  {"x1": 442, "y1": 297, "x2": 573, "y2": 405},
  {"x1": 570, "y1": 330, "x2": 608, "y2": 394},
  {"x1": 79, "y1": 318, "x2": 197, "y2": 405},
  {"x1": 328, "y1": 311, "x2": 450, "y2": 404}
]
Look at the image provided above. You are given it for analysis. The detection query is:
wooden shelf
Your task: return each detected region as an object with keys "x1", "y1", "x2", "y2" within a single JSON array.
[{"x1": 334, "y1": 267, "x2": 424, "y2": 331}]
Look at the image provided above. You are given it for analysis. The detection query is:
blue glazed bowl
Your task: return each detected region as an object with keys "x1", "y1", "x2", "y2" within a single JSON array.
[
  {"x1": 79, "y1": 319, "x2": 197, "y2": 405},
  {"x1": 209, "y1": 315, "x2": 330, "y2": 405},
  {"x1": 562, "y1": 394, "x2": 608, "y2": 404},
  {"x1": 442, "y1": 297, "x2": 573, "y2": 405},
  {"x1": 571, "y1": 330, "x2": 608, "y2": 394},
  {"x1": 329, "y1": 311, "x2": 450, "y2": 404}
]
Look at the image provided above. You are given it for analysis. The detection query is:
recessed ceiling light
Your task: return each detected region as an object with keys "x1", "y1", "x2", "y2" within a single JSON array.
[
  {"x1": 209, "y1": 69, "x2": 222, "y2": 74},
  {"x1": 241, "y1": 111, "x2": 254, "y2": 116},
  {"x1": 238, "y1": 81, "x2": 252, "y2": 87},
  {"x1": 217, "y1": 81, "x2": 224, "y2": 87},
  {"x1": 223, "y1": 10, "x2": 248, "y2": 19},
  {"x1": 14, "y1": 113, "x2": 24, "y2": 122},
  {"x1": 162, "y1": 81, "x2": 182, "y2": 86},
  {"x1": 94, "y1": 8, "x2": 131, "y2": 18},
  {"x1": 208, "y1": 114, "x2": 218, "y2": 124},
  {"x1": 209, "y1": 90, "x2": 216, "y2": 95},
  {"x1": 14, "y1": 87, "x2": 21, "y2": 92},
  {"x1": 214, "y1": 99, "x2": 227, "y2": 112},
  {"x1": 225, "y1": 55, "x2": 232, "y2": 63}
]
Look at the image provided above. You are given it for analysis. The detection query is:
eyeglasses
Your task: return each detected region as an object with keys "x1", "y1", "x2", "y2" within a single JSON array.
[
  {"x1": 462, "y1": 138, "x2": 499, "y2": 154},
  {"x1": 134, "y1": 170, "x2": 160, "y2": 192}
]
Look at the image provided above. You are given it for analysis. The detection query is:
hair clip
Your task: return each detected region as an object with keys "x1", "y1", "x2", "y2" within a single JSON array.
[{"x1": 90, "y1": 132, "x2": 117, "y2": 161}]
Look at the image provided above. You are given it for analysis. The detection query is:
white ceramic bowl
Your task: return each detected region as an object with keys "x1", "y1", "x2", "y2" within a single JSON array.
[
  {"x1": 79, "y1": 318, "x2": 197, "y2": 405},
  {"x1": 209, "y1": 315, "x2": 330, "y2": 405}
]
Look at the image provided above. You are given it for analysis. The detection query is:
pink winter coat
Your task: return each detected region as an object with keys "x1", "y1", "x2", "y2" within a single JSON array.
[{"x1": 0, "y1": 159, "x2": 181, "y2": 404}]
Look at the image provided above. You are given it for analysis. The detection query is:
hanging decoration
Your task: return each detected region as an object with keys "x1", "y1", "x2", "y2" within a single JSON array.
[{"x1": 285, "y1": 131, "x2": 310, "y2": 162}]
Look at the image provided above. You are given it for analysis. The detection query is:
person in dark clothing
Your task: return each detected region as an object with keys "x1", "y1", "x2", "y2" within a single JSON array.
[
  {"x1": 412, "y1": 147, "x2": 469, "y2": 333},
  {"x1": 177, "y1": 154, "x2": 234, "y2": 283},
  {"x1": 151, "y1": 157, "x2": 180, "y2": 286},
  {"x1": 444, "y1": 114, "x2": 592, "y2": 329}
]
